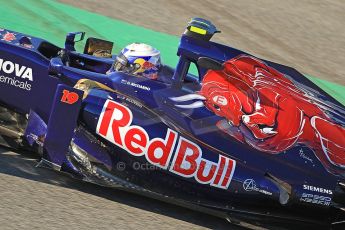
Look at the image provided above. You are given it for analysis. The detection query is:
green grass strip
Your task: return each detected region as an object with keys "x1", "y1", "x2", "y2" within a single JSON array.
[{"x1": 0, "y1": 0, "x2": 344, "y2": 105}]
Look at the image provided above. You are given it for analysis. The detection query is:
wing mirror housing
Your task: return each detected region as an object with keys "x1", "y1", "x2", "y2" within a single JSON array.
[{"x1": 65, "y1": 32, "x2": 85, "y2": 51}]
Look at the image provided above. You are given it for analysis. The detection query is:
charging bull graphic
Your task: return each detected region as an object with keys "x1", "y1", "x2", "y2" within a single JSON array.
[{"x1": 171, "y1": 55, "x2": 345, "y2": 170}]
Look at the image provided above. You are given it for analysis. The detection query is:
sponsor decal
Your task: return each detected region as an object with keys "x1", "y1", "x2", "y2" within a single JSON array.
[
  {"x1": 96, "y1": 99, "x2": 236, "y2": 190},
  {"x1": 300, "y1": 193, "x2": 331, "y2": 206},
  {"x1": 61, "y1": 90, "x2": 79, "y2": 105},
  {"x1": 0, "y1": 58, "x2": 33, "y2": 91},
  {"x1": 121, "y1": 79, "x2": 150, "y2": 91},
  {"x1": 16, "y1": 42, "x2": 34, "y2": 49},
  {"x1": 1, "y1": 32, "x2": 16, "y2": 42},
  {"x1": 22, "y1": 43, "x2": 33, "y2": 49},
  {"x1": 299, "y1": 149, "x2": 314, "y2": 164},
  {"x1": 116, "y1": 95, "x2": 143, "y2": 108},
  {"x1": 303, "y1": 184, "x2": 333, "y2": 195},
  {"x1": 243, "y1": 179, "x2": 272, "y2": 196},
  {"x1": 0, "y1": 59, "x2": 33, "y2": 81}
]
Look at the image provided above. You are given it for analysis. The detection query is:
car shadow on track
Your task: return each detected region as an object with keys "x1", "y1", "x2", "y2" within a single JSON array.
[{"x1": 0, "y1": 148, "x2": 247, "y2": 230}]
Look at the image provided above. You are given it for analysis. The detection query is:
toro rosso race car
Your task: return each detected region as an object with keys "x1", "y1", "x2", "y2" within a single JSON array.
[{"x1": 0, "y1": 18, "x2": 345, "y2": 229}]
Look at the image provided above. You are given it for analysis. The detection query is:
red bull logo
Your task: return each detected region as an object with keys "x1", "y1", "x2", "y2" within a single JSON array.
[
  {"x1": 96, "y1": 99, "x2": 236, "y2": 189},
  {"x1": 134, "y1": 58, "x2": 159, "y2": 80},
  {"x1": 142, "y1": 61, "x2": 156, "y2": 70}
]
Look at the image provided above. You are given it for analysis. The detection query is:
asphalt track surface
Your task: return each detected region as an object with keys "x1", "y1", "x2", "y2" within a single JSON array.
[
  {"x1": 0, "y1": 149, "x2": 241, "y2": 230},
  {"x1": 1, "y1": 1, "x2": 344, "y2": 229},
  {"x1": 60, "y1": 0, "x2": 345, "y2": 86}
]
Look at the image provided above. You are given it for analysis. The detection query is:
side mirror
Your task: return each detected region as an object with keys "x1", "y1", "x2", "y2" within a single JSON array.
[
  {"x1": 65, "y1": 32, "x2": 86, "y2": 51},
  {"x1": 49, "y1": 57, "x2": 64, "y2": 76},
  {"x1": 73, "y1": 32, "x2": 85, "y2": 42},
  {"x1": 197, "y1": 57, "x2": 223, "y2": 70}
]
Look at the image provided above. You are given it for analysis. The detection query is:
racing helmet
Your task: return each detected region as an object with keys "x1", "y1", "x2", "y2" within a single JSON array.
[{"x1": 112, "y1": 43, "x2": 161, "y2": 79}]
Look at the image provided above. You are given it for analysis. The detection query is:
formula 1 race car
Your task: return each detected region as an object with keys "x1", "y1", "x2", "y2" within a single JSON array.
[{"x1": 0, "y1": 18, "x2": 344, "y2": 229}]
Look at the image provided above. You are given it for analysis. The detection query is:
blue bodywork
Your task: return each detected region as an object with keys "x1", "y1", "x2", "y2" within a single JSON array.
[{"x1": 0, "y1": 19, "x2": 344, "y2": 228}]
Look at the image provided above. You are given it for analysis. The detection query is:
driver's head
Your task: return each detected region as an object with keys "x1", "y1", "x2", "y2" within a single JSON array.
[{"x1": 109, "y1": 43, "x2": 161, "y2": 79}]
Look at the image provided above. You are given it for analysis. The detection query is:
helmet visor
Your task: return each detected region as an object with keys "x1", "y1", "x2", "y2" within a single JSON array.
[
  {"x1": 113, "y1": 53, "x2": 128, "y2": 72},
  {"x1": 113, "y1": 53, "x2": 141, "y2": 74}
]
